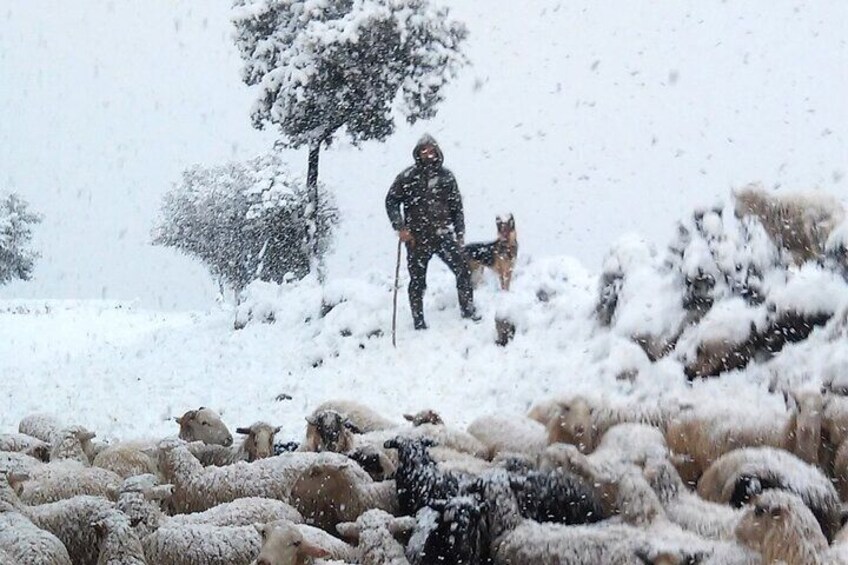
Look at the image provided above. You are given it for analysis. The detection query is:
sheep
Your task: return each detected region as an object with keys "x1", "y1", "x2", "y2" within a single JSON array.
[
  {"x1": 735, "y1": 490, "x2": 828, "y2": 565},
  {"x1": 142, "y1": 523, "x2": 261, "y2": 565},
  {"x1": 188, "y1": 422, "x2": 281, "y2": 466},
  {"x1": 256, "y1": 521, "x2": 358, "y2": 565},
  {"x1": 665, "y1": 389, "x2": 823, "y2": 485},
  {"x1": 0, "y1": 451, "x2": 45, "y2": 476},
  {"x1": 175, "y1": 407, "x2": 234, "y2": 446},
  {"x1": 642, "y1": 457, "x2": 742, "y2": 541},
  {"x1": 696, "y1": 446, "x2": 841, "y2": 540},
  {"x1": 302, "y1": 410, "x2": 360, "y2": 454},
  {"x1": 18, "y1": 414, "x2": 64, "y2": 444},
  {"x1": 0, "y1": 509, "x2": 73, "y2": 565},
  {"x1": 49, "y1": 425, "x2": 98, "y2": 464},
  {"x1": 90, "y1": 510, "x2": 147, "y2": 565},
  {"x1": 18, "y1": 415, "x2": 102, "y2": 462},
  {"x1": 404, "y1": 497, "x2": 486, "y2": 565},
  {"x1": 157, "y1": 441, "x2": 358, "y2": 514},
  {"x1": 289, "y1": 459, "x2": 398, "y2": 531},
  {"x1": 0, "y1": 433, "x2": 51, "y2": 462},
  {"x1": 831, "y1": 437, "x2": 848, "y2": 500},
  {"x1": 822, "y1": 392, "x2": 848, "y2": 472},
  {"x1": 732, "y1": 183, "x2": 845, "y2": 265},
  {"x1": 466, "y1": 414, "x2": 547, "y2": 460},
  {"x1": 16, "y1": 461, "x2": 123, "y2": 505},
  {"x1": 508, "y1": 466, "x2": 607, "y2": 526},
  {"x1": 337, "y1": 509, "x2": 417, "y2": 565},
  {"x1": 92, "y1": 444, "x2": 158, "y2": 479},
  {"x1": 311, "y1": 400, "x2": 397, "y2": 433},
  {"x1": 403, "y1": 410, "x2": 444, "y2": 427},
  {"x1": 346, "y1": 444, "x2": 397, "y2": 481},
  {"x1": 542, "y1": 395, "x2": 677, "y2": 454}
]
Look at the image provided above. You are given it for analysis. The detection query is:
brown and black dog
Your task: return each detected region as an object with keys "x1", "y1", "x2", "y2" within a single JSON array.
[{"x1": 464, "y1": 214, "x2": 518, "y2": 290}]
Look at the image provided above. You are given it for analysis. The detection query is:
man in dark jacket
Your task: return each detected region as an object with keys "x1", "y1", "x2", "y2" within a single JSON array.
[{"x1": 386, "y1": 135, "x2": 479, "y2": 330}]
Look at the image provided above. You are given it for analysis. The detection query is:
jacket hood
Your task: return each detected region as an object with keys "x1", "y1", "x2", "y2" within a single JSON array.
[{"x1": 413, "y1": 134, "x2": 444, "y2": 167}]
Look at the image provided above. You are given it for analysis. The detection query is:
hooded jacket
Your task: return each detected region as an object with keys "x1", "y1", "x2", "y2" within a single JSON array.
[{"x1": 385, "y1": 135, "x2": 465, "y2": 242}]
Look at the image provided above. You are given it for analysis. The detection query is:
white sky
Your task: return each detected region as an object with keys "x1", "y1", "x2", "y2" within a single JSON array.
[{"x1": 1, "y1": 0, "x2": 845, "y2": 309}]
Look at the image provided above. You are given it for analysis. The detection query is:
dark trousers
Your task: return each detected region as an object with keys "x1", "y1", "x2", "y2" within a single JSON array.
[{"x1": 407, "y1": 235, "x2": 474, "y2": 326}]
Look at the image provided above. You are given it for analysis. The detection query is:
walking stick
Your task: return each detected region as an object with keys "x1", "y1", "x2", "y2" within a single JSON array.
[{"x1": 392, "y1": 238, "x2": 402, "y2": 348}]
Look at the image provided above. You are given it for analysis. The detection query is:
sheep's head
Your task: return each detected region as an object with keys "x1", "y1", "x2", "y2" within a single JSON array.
[
  {"x1": 305, "y1": 410, "x2": 359, "y2": 454},
  {"x1": 236, "y1": 422, "x2": 281, "y2": 462},
  {"x1": 254, "y1": 522, "x2": 330, "y2": 565},
  {"x1": 403, "y1": 409, "x2": 444, "y2": 426},
  {"x1": 349, "y1": 445, "x2": 396, "y2": 481},
  {"x1": 176, "y1": 407, "x2": 233, "y2": 447},
  {"x1": 336, "y1": 509, "x2": 415, "y2": 542},
  {"x1": 427, "y1": 497, "x2": 488, "y2": 563},
  {"x1": 50, "y1": 425, "x2": 97, "y2": 463},
  {"x1": 735, "y1": 490, "x2": 827, "y2": 560},
  {"x1": 383, "y1": 436, "x2": 438, "y2": 462},
  {"x1": 546, "y1": 397, "x2": 595, "y2": 453}
]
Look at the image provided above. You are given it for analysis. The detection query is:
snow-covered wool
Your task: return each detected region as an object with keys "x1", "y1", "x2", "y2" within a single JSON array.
[
  {"x1": 17, "y1": 460, "x2": 122, "y2": 504},
  {"x1": 665, "y1": 389, "x2": 823, "y2": 485},
  {"x1": 311, "y1": 400, "x2": 397, "y2": 433},
  {"x1": 142, "y1": 523, "x2": 261, "y2": 565},
  {"x1": 0, "y1": 451, "x2": 45, "y2": 476},
  {"x1": 255, "y1": 521, "x2": 358, "y2": 565},
  {"x1": 466, "y1": 414, "x2": 547, "y2": 460},
  {"x1": 822, "y1": 392, "x2": 848, "y2": 471},
  {"x1": 542, "y1": 395, "x2": 677, "y2": 454},
  {"x1": 0, "y1": 433, "x2": 51, "y2": 462},
  {"x1": 831, "y1": 438, "x2": 848, "y2": 500},
  {"x1": 189, "y1": 421, "x2": 281, "y2": 466},
  {"x1": 18, "y1": 415, "x2": 103, "y2": 462},
  {"x1": 383, "y1": 437, "x2": 468, "y2": 516},
  {"x1": 157, "y1": 441, "x2": 349, "y2": 514},
  {"x1": 92, "y1": 444, "x2": 158, "y2": 479},
  {"x1": 18, "y1": 414, "x2": 63, "y2": 444},
  {"x1": 289, "y1": 459, "x2": 398, "y2": 532},
  {"x1": 405, "y1": 497, "x2": 486, "y2": 565},
  {"x1": 735, "y1": 490, "x2": 828, "y2": 565},
  {"x1": 732, "y1": 184, "x2": 845, "y2": 265},
  {"x1": 697, "y1": 446, "x2": 840, "y2": 541},
  {"x1": 0, "y1": 509, "x2": 72, "y2": 565},
  {"x1": 643, "y1": 458, "x2": 742, "y2": 541},
  {"x1": 90, "y1": 510, "x2": 147, "y2": 565},
  {"x1": 403, "y1": 410, "x2": 444, "y2": 427},
  {"x1": 337, "y1": 509, "x2": 416, "y2": 565},
  {"x1": 175, "y1": 407, "x2": 233, "y2": 447}
]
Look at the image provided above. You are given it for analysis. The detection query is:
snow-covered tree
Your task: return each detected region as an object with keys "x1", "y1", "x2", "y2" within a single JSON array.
[
  {"x1": 231, "y1": 0, "x2": 468, "y2": 267},
  {"x1": 152, "y1": 152, "x2": 337, "y2": 296},
  {"x1": 0, "y1": 192, "x2": 41, "y2": 286}
]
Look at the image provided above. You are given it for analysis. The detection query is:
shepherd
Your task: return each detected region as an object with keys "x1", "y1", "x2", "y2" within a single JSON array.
[{"x1": 386, "y1": 135, "x2": 480, "y2": 330}]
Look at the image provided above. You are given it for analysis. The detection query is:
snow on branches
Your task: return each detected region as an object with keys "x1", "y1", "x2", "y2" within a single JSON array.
[
  {"x1": 0, "y1": 192, "x2": 41, "y2": 286},
  {"x1": 152, "y1": 152, "x2": 337, "y2": 294},
  {"x1": 231, "y1": 0, "x2": 468, "y2": 148}
]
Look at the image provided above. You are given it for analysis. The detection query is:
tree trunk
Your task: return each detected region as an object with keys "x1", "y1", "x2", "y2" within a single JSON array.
[{"x1": 307, "y1": 140, "x2": 325, "y2": 282}]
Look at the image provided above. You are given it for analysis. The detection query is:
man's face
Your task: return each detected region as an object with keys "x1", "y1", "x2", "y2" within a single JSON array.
[{"x1": 418, "y1": 145, "x2": 439, "y2": 165}]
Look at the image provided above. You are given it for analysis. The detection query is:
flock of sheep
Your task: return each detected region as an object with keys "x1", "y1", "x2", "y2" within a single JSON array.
[{"x1": 3, "y1": 389, "x2": 848, "y2": 564}]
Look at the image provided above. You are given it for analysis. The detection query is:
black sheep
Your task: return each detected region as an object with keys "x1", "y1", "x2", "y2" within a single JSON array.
[
  {"x1": 509, "y1": 468, "x2": 607, "y2": 525},
  {"x1": 407, "y1": 496, "x2": 489, "y2": 565}
]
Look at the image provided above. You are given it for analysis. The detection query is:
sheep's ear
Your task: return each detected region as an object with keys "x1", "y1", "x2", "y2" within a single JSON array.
[
  {"x1": 403, "y1": 413, "x2": 415, "y2": 422},
  {"x1": 784, "y1": 391, "x2": 799, "y2": 412},
  {"x1": 235, "y1": 427, "x2": 251, "y2": 435},
  {"x1": 253, "y1": 523, "x2": 267, "y2": 539},
  {"x1": 388, "y1": 516, "x2": 416, "y2": 535},
  {"x1": 305, "y1": 415, "x2": 318, "y2": 427},
  {"x1": 273, "y1": 426, "x2": 282, "y2": 434},
  {"x1": 300, "y1": 540, "x2": 330, "y2": 558},
  {"x1": 336, "y1": 521, "x2": 360, "y2": 542}
]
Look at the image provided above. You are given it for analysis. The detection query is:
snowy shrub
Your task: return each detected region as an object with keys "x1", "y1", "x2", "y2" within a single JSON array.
[
  {"x1": 152, "y1": 152, "x2": 337, "y2": 295},
  {"x1": 0, "y1": 192, "x2": 41, "y2": 286}
]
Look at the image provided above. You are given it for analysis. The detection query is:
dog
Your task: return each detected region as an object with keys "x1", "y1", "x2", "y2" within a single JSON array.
[{"x1": 464, "y1": 214, "x2": 518, "y2": 291}]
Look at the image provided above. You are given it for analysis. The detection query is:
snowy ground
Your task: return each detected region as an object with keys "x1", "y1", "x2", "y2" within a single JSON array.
[{"x1": 4, "y1": 229, "x2": 847, "y2": 443}]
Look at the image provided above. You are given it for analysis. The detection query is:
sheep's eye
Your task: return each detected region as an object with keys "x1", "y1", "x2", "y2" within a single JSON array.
[
  {"x1": 201, "y1": 421, "x2": 210, "y2": 426},
  {"x1": 754, "y1": 506, "x2": 765, "y2": 516},
  {"x1": 292, "y1": 541, "x2": 301, "y2": 547}
]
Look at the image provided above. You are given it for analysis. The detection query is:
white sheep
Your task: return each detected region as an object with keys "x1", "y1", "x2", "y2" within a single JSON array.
[
  {"x1": 466, "y1": 414, "x2": 547, "y2": 460},
  {"x1": 92, "y1": 444, "x2": 158, "y2": 479},
  {"x1": 18, "y1": 415, "x2": 101, "y2": 462},
  {"x1": 311, "y1": 400, "x2": 398, "y2": 433},
  {"x1": 142, "y1": 523, "x2": 261, "y2": 565},
  {"x1": 540, "y1": 395, "x2": 678, "y2": 454},
  {"x1": 0, "y1": 451, "x2": 45, "y2": 476},
  {"x1": 187, "y1": 421, "x2": 280, "y2": 466},
  {"x1": 175, "y1": 407, "x2": 234, "y2": 446},
  {"x1": 49, "y1": 426, "x2": 98, "y2": 464},
  {"x1": 0, "y1": 509, "x2": 73, "y2": 565},
  {"x1": 17, "y1": 460, "x2": 122, "y2": 504},
  {"x1": 642, "y1": 457, "x2": 742, "y2": 541},
  {"x1": 336, "y1": 509, "x2": 416, "y2": 565},
  {"x1": 665, "y1": 389, "x2": 822, "y2": 485},
  {"x1": 0, "y1": 433, "x2": 51, "y2": 462},
  {"x1": 696, "y1": 446, "x2": 841, "y2": 541},
  {"x1": 90, "y1": 510, "x2": 147, "y2": 565},
  {"x1": 254, "y1": 521, "x2": 358, "y2": 565},
  {"x1": 734, "y1": 490, "x2": 828, "y2": 565},
  {"x1": 18, "y1": 414, "x2": 64, "y2": 444}
]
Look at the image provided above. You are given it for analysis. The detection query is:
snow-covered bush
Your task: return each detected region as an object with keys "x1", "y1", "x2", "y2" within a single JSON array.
[
  {"x1": 152, "y1": 152, "x2": 337, "y2": 295},
  {"x1": 0, "y1": 191, "x2": 41, "y2": 286},
  {"x1": 231, "y1": 0, "x2": 468, "y2": 186}
]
